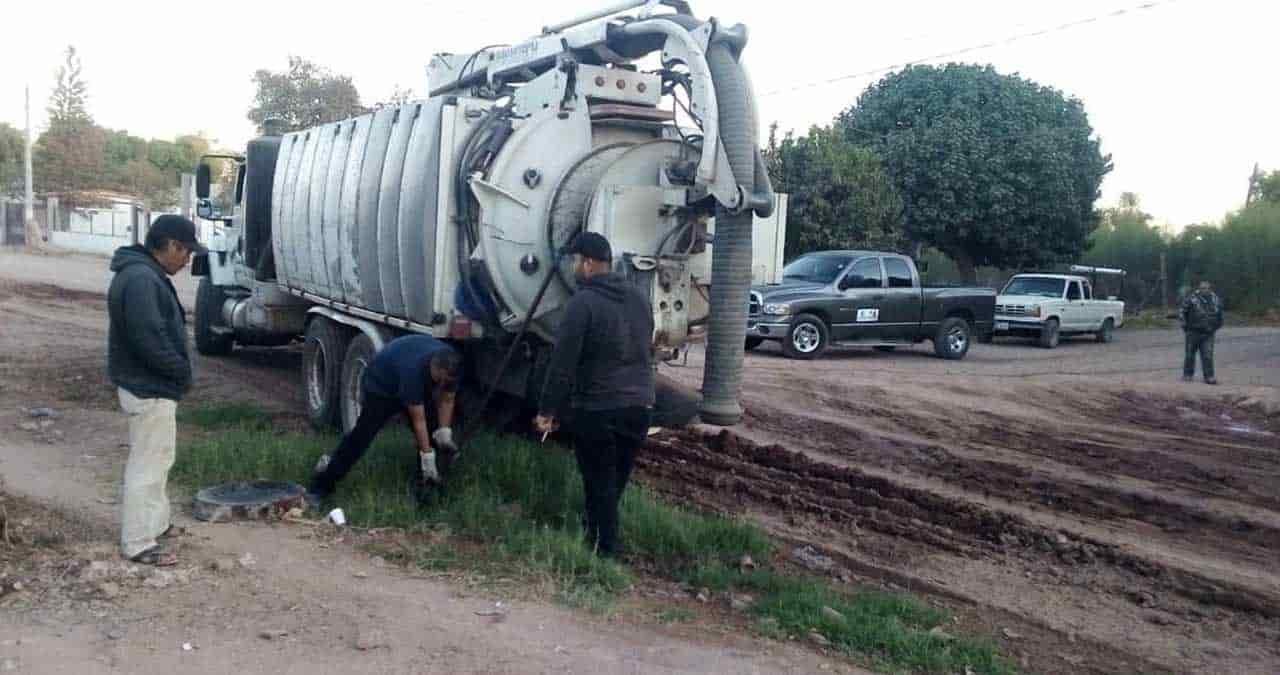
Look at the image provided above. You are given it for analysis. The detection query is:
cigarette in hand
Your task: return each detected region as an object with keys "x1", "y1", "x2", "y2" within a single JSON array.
[{"x1": 540, "y1": 430, "x2": 549, "y2": 443}]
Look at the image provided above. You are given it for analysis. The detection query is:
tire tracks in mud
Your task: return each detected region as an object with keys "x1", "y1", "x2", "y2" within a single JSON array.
[
  {"x1": 637, "y1": 426, "x2": 1280, "y2": 668},
  {"x1": 741, "y1": 389, "x2": 1280, "y2": 567}
]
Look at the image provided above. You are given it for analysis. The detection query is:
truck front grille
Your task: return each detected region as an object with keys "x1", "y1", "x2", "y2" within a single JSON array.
[{"x1": 996, "y1": 303, "x2": 1028, "y2": 316}]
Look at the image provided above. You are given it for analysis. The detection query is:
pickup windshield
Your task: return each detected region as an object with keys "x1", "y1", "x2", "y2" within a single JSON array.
[
  {"x1": 1002, "y1": 277, "x2": 1066, "y2": 298},
  {"x1": 782, "y1": 255, "x2": 852, "y2": 284}
]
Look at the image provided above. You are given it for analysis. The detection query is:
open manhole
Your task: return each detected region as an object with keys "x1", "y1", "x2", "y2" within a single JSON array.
[{"x1": 193, "y1": 480, "x2": 305, "y2": 523}]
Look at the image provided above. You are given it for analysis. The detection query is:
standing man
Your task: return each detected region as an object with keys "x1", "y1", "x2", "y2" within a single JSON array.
[
  {"x1": 307, "y1": 335, "x2": 462, "y2": 506},
  {"x1": 1180, "y1": 279, "x2": 1224, "y2": 385},
  {"x1": 535, "y1": 232, "x2": 655, "y2": 557},
  {"x1": 108, "y1": 215, "x2": 203, "y2": 566}
]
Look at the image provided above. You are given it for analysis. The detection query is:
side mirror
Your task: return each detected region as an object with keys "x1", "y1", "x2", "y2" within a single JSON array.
[
  {"x1": 196, "y1": 198, "x2": 215, "y2": 220},
  {"x1": 196, "y1": 162, "x2": 212, "y2": 199}
]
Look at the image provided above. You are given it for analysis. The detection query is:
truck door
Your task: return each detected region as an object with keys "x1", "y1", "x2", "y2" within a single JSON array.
[
  {"x1": 1064, "y1": 280, "x2": 1085, "y2": 330},
  {"x1": 1080, "y1": 279, "x2": 1101, "y2": 329},
  {"x1": 878, "y1": 257, "x2": 921, "y2": 340},
  {"x1": 833, "y1": 257, "x2": 886, "y2": 341}
]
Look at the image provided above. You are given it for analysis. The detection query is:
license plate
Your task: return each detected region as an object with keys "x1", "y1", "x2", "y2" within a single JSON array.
[{"x1": 995, "y1": 322, "x2": 1009, "y2": 331}]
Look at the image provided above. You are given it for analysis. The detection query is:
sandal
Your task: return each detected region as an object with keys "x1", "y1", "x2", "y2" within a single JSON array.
[
  {"x1": 129, "y1": 545, "x2": 179, "y2": 567},
  {"x1": 158, "y1": 524, "x2": 188, "y2": 540}
]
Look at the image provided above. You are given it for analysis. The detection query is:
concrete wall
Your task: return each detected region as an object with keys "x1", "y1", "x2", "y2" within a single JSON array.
[{"x1": 49, "y1": 230, "x2": 131, "y2": 256}]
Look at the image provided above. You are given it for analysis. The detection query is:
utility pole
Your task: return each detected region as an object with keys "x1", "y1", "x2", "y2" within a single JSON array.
[
  {"x1": 1246, "y1": 163, "x2": 1261, "y2": 206},
  {"x1": 1159, "y1": 250, "x2": 1168, "y2": 310},
  {"x1": 24, "y1": 85, "x2": 35, "y2": 228}
]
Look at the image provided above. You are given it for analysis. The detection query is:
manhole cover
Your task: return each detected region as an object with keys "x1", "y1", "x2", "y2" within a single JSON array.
[{"x1": 193, "y1": 480, "x2": 305, "y2": 523}]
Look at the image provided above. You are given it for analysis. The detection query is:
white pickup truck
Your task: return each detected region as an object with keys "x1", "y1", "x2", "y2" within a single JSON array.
[{"x1": 993, "y1": 273, "x2": 1125, "y2": 348}]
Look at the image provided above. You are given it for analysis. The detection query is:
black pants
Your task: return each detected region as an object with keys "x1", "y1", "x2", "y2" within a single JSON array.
[
  {"x1": 571, "y1": 406, "x2": 651, "y2": 556},
  {"x1": 310, "y1": 391, "x2": 403, "y2": 496},
  {"x1": 1184, "y1": 330, "x2": 1216, "y2": 380}
]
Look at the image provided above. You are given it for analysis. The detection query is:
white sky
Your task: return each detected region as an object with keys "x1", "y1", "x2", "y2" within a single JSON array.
[{"x1": 2, "y1": 0, "x2": 1276, "y2": 227}]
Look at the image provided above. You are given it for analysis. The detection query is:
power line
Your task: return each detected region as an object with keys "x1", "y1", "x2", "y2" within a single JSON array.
[{"x1": 760, "y1": 0, "x2": 1182, "y2": 98}]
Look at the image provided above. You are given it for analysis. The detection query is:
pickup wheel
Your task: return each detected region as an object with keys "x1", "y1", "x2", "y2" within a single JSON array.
[
  {"x1": 933, "y1": 317, "x2": 971, "y2": 360},
  {"x1": 1096, "y1": 318, "x2": 1115, "y2": 343},
  {"x1": 744, "y1": 337, "x2": 764, "y2": 351},
  {"x1": 303, "y1": 317, "x2": 350, "y2": 430},
  {"x1": 1038, "y1": 318, "x2": 1061, "y2": 349},
  {"x1": 194, "y1": 277, "x2": 234, "y2": 356},
  {"x1": 782, "y1": 314, "x2": 829, "y2": 360}
]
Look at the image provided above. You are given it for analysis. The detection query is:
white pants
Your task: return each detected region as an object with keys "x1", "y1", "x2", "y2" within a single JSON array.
[{"x1": 118, "y1": 388, "x2": 177, "y2": 558}]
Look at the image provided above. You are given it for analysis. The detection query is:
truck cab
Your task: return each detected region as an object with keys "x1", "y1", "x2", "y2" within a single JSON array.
[{"x1": 994, "y1": 273, "x2": 1125, "y2": 348}]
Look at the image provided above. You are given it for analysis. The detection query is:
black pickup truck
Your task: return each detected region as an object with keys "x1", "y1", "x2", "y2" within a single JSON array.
[{"x1": 745, "y1": 251, "x2": 996, "y2": 360}]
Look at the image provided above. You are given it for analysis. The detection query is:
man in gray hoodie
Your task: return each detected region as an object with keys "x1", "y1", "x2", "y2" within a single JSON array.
[
  {"x1": 107, "y1": 215, "x2": 202, "y2": 566},
  {"x1": 534, "y1": 232, "x2": 655, "y2": 557}
]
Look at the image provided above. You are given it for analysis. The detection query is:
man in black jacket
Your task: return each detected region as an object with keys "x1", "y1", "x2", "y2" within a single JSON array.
[
  {"x1": 107, "y1": 215, "x2": 202, "y2": 566},
  {"x1": 534, "y1": 232, "x2": 654, "y2": 557},
  {"x1": 1180, "y1": 279, "x2": 1225, "y2": 385}
]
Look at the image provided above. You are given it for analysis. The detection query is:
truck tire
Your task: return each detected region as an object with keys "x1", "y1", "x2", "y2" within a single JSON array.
[
  {"x1": 744, "y1": 337, "x2": 764, "y2": 351},
  {"x1": 933, "y1": 317, "x2": 971, "y2": 360},
  {"x1": 1096, "y1": 318, "x2": 1115, "y2": 343},
  {"x1": 194, "y1": 277, "x2": 234, "y2": 356},
  {"x1": 302, "y1": 317, "x2": 349, "y2": 430},
  {"x1": 1038, "y1": 318, "x2": 1061, "y2": 349},
  {"x1": 339, "y1": 333, "x2": 376, "y2": 435},
  {"x1": 782, "y1": 314, "x2": 828, "y2": 360}
]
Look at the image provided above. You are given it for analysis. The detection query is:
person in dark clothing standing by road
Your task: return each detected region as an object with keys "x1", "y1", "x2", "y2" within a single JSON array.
[
  {"x1": 307, "y1": 335, "x2": 462, "y2": 507},
  {"x1": 107, "y1": 215, "x2": 204, "y2": 567},
  {"x1": 535, "y1": 232, "x2": 655, "y2": 557},
  {"x1": 1180, "y1": 280, "x2": 1224, "y2": 385}
]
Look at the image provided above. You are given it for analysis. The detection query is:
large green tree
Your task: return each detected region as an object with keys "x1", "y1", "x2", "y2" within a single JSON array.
[
  {"x1": 765, "y1": 123, "x2": 905, "y2": 259},
  {"x1": 248, "y1": 56, "x2": 366, "y2": 132},
  {"x1": 841, "y1": 64, "x2": 1112, "y2": 282}
]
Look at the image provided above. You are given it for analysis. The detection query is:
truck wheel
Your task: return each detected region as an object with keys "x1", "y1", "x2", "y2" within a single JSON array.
[
  {"x1": 339, "y1": 334, "x2": 376, "y2": 435},
  {"x1": 744, "y1": 337, "x2": 764, "y2": 351},
  {"x1": 782, "y1": 314, "x2": 828, "y2": 360},
  {"x1": 933, "y1": 317, "x2": 971, "y2": 360},
  {"x1": 194, "y1": 277, "x2": 234, "y2": 356},
  {"x1": 303, "y1": 318, "x2": 349, "y2": 430},
  {"x1": 1096, "y1": 318, "x2": 1115, "y2": 343},
  {"x1": 1038, "y1": 319, "x2": 1061, "y2": 349}
]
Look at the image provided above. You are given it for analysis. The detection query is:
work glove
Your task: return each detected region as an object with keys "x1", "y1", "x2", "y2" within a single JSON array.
[
  {"x1": 420, "y1": 450, "x2": 440, "y2": 484},
  {"x1": 432, "y1": 427, "x2": 459, "y2": 454}
]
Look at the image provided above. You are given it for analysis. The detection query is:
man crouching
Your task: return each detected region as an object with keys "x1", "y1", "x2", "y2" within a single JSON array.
[{"x1": 307, "y1": 335, "x2": 462, "y2": 507}]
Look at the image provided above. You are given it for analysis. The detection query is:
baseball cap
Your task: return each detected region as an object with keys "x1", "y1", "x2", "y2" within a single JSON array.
[
  {"x1": 148, "y1": 214, "x2": 206, "y2": 253},
  {"x1": 566, "y1": 231, "x2": 612, "y2": 262}
]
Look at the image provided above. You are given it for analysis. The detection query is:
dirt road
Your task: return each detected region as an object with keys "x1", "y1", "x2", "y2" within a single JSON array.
[
  {"x1": 655, "y1": 326, "x2": 1280, "y2": 673},
  {"x1": 0, "y1": 249, "x2": 845, "y2": 675}
]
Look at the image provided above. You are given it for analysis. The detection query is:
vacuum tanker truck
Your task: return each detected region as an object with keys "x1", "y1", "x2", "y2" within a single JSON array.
[{"x1": 191, "y1": 0, "x2": 776, "y2": 432}]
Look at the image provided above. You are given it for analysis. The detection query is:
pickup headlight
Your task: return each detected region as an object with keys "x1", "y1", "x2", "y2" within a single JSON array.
[
  {"x1": 763, "y1": 303, "x2": 791, "y2": 316},
  {"x1": 1030, "y1": 305, "x2": 1042, "y2": 317}
]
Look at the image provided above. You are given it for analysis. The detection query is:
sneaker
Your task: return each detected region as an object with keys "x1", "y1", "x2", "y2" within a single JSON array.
[{"x1": 1205, "y1": 378, "x2": 1218, "y2": 385}]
